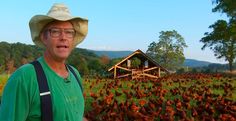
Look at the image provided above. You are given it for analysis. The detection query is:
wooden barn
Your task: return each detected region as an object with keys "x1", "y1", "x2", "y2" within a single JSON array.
[{"x1": 108, "y1": 49, "x2": 169, "y2": 79}]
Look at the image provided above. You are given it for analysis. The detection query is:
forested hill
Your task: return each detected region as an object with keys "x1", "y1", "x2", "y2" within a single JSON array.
[
  {"x1": 0, "y1": 41, "x2": 229, "y2": 75},
  {"x1": 183, "y1": 59, "x2": 212, "y2": 67},
  {"x1": 0, "y1": 41, "x2": 106, "y2": 76}
]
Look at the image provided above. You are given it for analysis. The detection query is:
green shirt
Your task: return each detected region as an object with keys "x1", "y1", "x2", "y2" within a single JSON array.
[{"x1": 0, "y1": 57, "x2": 84, "y2": 121}]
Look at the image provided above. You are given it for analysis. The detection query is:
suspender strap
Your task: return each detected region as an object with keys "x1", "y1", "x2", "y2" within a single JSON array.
[
  {"x1": 31, "y1": 61, "x2": 83, "y2": 121},
  {"x1": 67, "y1": 65, "x2": 84, "y2": 93},
  {"x1": 31, "y1": 61, "x2": 53, "y2": 121}
]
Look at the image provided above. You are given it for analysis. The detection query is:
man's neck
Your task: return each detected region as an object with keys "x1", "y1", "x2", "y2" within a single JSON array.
[{"x1": 43, "y1": 53, "x2": 68, "y2": 78}]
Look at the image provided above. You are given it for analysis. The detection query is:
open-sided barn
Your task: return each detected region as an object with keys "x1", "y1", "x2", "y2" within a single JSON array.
[{"x1": 108, "y1": 49, "x2": 169, "y2": 79}]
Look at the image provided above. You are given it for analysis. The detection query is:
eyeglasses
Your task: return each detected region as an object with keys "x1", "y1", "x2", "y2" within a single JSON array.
[{"x1": 47, "y1": 28, "x2": 76, "y2": 38}]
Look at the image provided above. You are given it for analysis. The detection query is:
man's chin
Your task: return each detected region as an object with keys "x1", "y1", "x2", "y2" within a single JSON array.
[{"x1": 56, "y1": 55, "x2": 69, "y2": 61}]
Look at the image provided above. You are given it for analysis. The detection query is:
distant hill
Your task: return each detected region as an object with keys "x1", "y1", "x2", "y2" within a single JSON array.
[
  {"x1": 90, "y1": 50, "x2": 217, "y2": 67},
  {"x1": 183, "y1": 59, "x2": 212, "y2": 67},
  {"x1": 89, "y1": 50, "x2": 133, "y2": 59}
]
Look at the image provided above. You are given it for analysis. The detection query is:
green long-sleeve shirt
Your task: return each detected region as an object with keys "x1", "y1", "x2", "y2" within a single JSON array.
[{"x1": 0, "y1": 57, "x2": 84, "y2": 121}]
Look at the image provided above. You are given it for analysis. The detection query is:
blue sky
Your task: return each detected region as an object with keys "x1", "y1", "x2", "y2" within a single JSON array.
[{"x1": 0, "y1": 0, "x2": 228, "y2": 63}]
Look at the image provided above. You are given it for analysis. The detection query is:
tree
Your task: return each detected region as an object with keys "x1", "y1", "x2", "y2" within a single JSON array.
[
  {"x1": 108, "y1": 58, "x2": 123, "y2": 68},
  {"x1": 0, "y1": 42, "x2": 11, "y2": 67},
  {"x1": 77, "y1": 58, "x2": 89, "y2": 76},
  {"x1": 131, "y1": 57, "x2": 141, "y2": 69},
  {"x1": 212, "y1": 0, "x2": 236, "y2": 18},
  {"x1": 200, "y1": 0, "x2": 236, "y2": 72},
  {"x1": 200, "y1": 19, "x2": 236, "y2": 71},
  {"x1": 146, "y1": 30, "x2": 187, "y2": 71},
  {"x1": 88, "y1": 59, "x2": 103, "y2": 77},
  {"x1": 100, "y1": 55, "x2": 110, "y2": 65},
  {"x1": 67, "y1": 49, "x2": 90, "y2": 76}
]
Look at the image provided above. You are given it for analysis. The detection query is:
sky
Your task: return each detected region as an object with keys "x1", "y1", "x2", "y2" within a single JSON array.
[{"x1": 0, "y1": 0, "x2": 228, "y2": 64}]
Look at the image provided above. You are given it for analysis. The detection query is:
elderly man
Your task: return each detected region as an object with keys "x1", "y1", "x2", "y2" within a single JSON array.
[{"x1": 0, "y1": 3, "x2": 88, "y2": 121}]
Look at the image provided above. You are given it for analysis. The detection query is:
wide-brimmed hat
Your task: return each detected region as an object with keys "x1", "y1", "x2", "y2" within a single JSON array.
[{"x1": 29, "y1": 3, "x2": 88, "y2": 48}]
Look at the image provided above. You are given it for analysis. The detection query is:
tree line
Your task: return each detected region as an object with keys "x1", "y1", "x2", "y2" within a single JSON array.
[
  {"x1": 0, "y1": 41, "x2": 117, "y2": 77},
  {"x1": 0, "y1": 40, "x2": 233, "y2": 78}
]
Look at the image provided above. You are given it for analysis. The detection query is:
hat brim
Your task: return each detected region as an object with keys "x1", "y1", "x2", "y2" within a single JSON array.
[{"x1": 29, "y1": 15, "x2": 88, "y2": 48}]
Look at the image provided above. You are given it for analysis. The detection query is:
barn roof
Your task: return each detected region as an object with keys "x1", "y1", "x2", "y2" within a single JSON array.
[{"x1": 108, "y1": 49, "x2": 169, "y2": 73}]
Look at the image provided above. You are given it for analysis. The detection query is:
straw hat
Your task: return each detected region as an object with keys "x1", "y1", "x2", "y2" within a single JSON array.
[{"x1": 29, "y1": 3, "x2": 88, "y2": 48}]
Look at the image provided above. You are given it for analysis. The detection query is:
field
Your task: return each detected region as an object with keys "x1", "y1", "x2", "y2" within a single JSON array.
[
  {"x1": 83, "y1": 73, "x2": 236, "y2": 121},
  {"x1": 0, "y1": 74, "x2": 9, "y2": 96},
  {"x1": 0, "y1": 73, "x2": 235, "y2": 120}
]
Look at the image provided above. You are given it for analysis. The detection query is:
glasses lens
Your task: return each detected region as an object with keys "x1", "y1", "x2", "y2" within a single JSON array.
[
  {"x1": 48, "y1": 28, "x2": 75, "y2": 38},
  {"x1": 64, "y1": 29, "x2": 76, "y2": 38},
  {"x1": 49, "y1": 28, "x2": 61, "y2": 37}
]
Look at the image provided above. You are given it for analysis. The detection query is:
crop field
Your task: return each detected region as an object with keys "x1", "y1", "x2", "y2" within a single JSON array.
[
  {"x1": 0, "y1": 74, "x2": 9, "y2": 96},
  {"x1": 83, "y1": 73, "x2": 236, "y2": 121},
  {"x1": 0, "y1": 73, "x2": 235, "y2": 120}
]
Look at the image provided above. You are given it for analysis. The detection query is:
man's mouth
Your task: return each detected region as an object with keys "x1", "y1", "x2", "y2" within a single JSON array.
[{"x1": 57, "y1": 45, "x2": 69, "y2": 48}]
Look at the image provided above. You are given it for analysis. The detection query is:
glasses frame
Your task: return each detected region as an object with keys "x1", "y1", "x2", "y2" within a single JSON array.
[{"x1": 47, "y1": 28, "x2": 76, "y2": 38}]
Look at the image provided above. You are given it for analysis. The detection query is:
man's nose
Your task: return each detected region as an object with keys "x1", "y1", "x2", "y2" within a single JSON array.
[{"x1": 59, "y1": 31, "x2": 67, "y2": 39}]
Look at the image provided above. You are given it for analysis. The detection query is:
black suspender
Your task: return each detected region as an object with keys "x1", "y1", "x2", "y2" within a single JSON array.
[
  {"x1": 31, "y1": 61, "x2": 83, "y2": 121},
  {"x1": 67, "y1": 65, "x2": 84, "y2": 92},
  {"x1": 31, "y1": 61, "x2": 53, "y2": 121}
]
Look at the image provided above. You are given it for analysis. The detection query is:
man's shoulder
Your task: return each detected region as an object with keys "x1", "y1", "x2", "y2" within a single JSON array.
[
  {"x1": 10, "y1": 63, "x2": 36, "y2": 79},
  {"x1": 5, "y1": 63, "x2": 37, "y2": 88},
  {"x1": 17, "y1": 63, "x2": 35, "y2": 73}
]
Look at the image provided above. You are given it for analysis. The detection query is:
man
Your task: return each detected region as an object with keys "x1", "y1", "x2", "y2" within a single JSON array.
[{"x1": 0, "y1": 3, "x2": 88, "y2": 121}]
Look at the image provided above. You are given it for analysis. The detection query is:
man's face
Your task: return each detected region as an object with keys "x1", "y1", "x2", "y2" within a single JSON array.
[{"x1": 41, "y1": 21, "x2": 75, "y2": 61}]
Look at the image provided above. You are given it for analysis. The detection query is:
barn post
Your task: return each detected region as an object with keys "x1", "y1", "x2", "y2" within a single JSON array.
[{"x1": 114, "y1": 65, "x2": 117, "y2": 79}]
